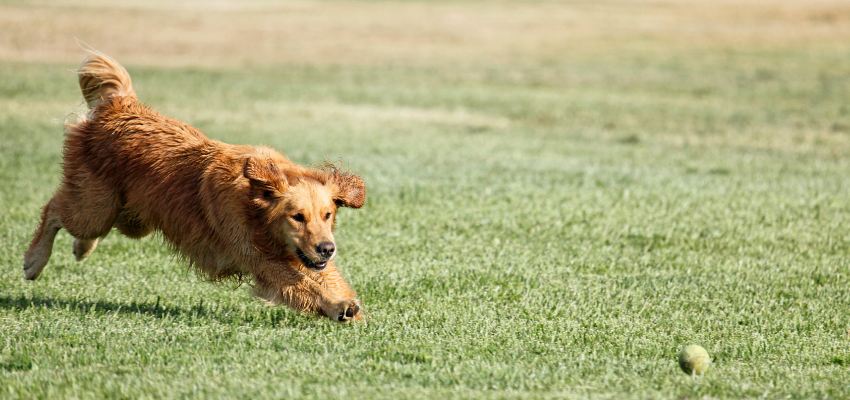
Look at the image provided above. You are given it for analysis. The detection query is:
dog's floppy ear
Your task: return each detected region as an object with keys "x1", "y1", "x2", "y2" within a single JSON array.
[
  {"x1": 244, "y1": 157, "x2": 289, "y2": 195},
  {"x1": 328, "y1": 171, "x2": 366, "y2": 209}
]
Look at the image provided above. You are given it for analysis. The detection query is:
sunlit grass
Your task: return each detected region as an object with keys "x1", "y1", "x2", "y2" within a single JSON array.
[{"x1": 2, "y1": 1, "x2": 850, "y2": 399}]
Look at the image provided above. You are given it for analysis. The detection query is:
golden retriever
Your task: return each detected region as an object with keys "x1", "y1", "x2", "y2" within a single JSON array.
[{"x1": 24, "y1": 52, "x2": 365, "y2": 322}]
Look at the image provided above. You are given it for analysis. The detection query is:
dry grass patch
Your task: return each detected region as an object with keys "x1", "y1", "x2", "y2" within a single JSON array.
[{"x1": 1, "y1": 0, "x2": 849, "y2": 67}]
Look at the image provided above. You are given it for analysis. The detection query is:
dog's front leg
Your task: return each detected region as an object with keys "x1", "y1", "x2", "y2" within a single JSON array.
[
  {"x1": 253, "y1": 266, "x2": 361, "y2": 322},
  {"x1": 321, "y1": 264, "x2": 362, "y2": 321}
]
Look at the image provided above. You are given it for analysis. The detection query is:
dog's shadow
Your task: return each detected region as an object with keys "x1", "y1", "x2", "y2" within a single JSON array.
[{"x1": 0, "y1": 294, "x2": 309, "y2": 328}]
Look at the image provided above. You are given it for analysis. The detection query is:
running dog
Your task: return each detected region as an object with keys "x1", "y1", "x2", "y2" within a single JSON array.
[{"x1": 24, "y1": 52, "x2": 365, "y2": 322}]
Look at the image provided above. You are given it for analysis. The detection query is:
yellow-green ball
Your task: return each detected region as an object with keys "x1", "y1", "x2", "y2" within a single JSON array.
[{"x1": 678, "y1": 345, "x2": 711, "y2": 376}]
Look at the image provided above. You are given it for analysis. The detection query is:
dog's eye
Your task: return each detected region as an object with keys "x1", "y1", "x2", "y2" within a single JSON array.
[
  {"x1": 291, "y1": 214, "x2": 305, "y2": 222},
  {"x1": 263, "y1": 190, "x2": 274, "y2": 199},
  {"x1": 324, "y1": 212, "x2": 331, "y2": 221}
]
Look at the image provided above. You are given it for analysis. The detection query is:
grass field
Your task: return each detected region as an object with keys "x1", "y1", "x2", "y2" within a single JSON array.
[{"x1": 2, "y1": 0, "x2": 850, "y2": 398}]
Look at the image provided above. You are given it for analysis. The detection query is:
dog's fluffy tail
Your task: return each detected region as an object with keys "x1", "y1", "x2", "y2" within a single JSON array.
[{"x1": 78, "y1": 51, "x2": 136, "y2": 109}]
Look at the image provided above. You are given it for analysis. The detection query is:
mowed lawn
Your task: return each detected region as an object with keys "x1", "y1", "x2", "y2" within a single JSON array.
[{"x1": 2, "y1": 0, "x2": 850, "y2": 398}]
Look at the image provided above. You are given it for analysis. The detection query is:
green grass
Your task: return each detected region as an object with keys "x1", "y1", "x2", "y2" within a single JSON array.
[{"x1": 3, "y1": 26, "x2": 850, "y2": 400}]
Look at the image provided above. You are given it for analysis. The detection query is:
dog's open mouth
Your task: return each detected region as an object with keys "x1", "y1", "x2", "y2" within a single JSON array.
[{"x1": 296, "y1": 248, "x2": 328, "y2": 270}]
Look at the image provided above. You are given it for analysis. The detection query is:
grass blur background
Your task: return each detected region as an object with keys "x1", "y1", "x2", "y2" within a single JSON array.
[{"x1": 1, "y1": 0, "x2": 850, "y2": 398}]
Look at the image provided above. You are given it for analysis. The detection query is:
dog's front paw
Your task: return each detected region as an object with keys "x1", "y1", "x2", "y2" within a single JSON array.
[{"x1": 325, "y1": 298, "x2": 361, "y2": 322}]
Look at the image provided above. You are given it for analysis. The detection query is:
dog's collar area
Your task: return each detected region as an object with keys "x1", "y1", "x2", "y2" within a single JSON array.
[{"x1": 296, "y1": 248, "x2": 328, "y2": 271}]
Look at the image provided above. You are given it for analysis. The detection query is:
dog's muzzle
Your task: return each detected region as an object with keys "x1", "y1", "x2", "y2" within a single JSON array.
[{"x1": 296, "y1": 248, "x2": 328, "y2": 271}]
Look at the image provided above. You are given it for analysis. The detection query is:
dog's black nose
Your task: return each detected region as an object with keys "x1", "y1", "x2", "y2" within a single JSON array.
[{"x1": 316, "y1": 242, "x2": 335, "y2": 259}]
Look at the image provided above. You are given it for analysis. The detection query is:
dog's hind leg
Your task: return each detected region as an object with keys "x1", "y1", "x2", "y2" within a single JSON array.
[
  {"x1": 72, "y1": 238, "x2": 99, "y2": 261},
  {"x1": 25, "y1": 176, "x2": 121, "y2": 278},
  {"x1": 24, "y1": 196, "x2": 63, "y2": 280},
  {"x1": 60, "y1": 180, "x2": 120, "y2": 263},
  {"x1": 50, "y1": 171, "x2": 121, "y2": 267},
  {"x1": 70, "y1": 209, "x2": 151, "y2": 262}
]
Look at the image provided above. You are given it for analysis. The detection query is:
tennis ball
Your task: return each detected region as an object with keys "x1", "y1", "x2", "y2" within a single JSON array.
[{"x1": 678, "y1": 345, "x2": 710, "y2": 376}]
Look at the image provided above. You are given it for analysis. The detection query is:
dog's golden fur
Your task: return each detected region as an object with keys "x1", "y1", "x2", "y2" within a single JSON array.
[{"x1": 24, "y1": 52, "x2": 365, "y2": 322}]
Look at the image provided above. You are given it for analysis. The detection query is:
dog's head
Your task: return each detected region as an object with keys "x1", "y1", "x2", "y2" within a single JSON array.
[{"x1": 244, "y1": 156, "x2": 365, "y2": 271}]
